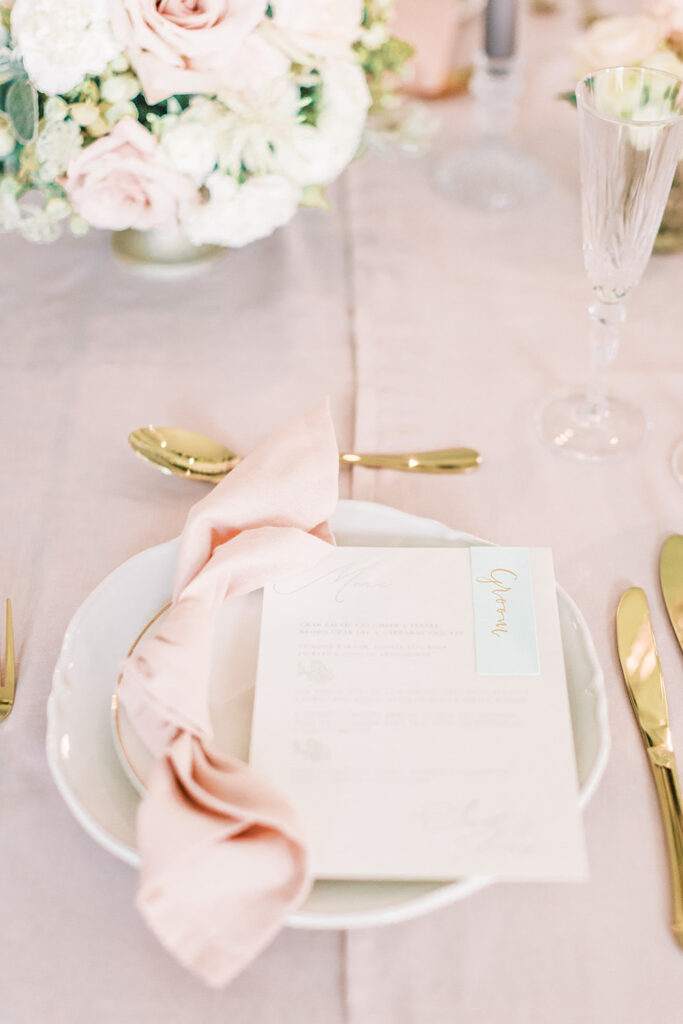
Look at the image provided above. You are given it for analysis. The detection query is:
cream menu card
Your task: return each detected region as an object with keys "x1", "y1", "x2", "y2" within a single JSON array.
[{"x1": 249, "y1": 546, "x2": 587, "y2": 881}]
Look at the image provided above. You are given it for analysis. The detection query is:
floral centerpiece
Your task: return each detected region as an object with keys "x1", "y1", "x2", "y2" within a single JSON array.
[
  {"x1": 0, "y1": 0, "x2": 411, "y2": 251},
  {"x1": 571, "y1": 2, "x2": 683, "y2": 251}
]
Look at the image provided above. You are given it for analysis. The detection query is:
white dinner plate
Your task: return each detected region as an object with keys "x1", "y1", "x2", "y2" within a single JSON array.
[{"x1": 47, "y1": 500, "x2": 609, "y2": 930}]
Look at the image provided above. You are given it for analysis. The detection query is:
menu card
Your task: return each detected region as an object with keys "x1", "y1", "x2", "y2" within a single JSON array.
[{"x1": 249, "y1": 546, "x2": 587, "y2": 881}]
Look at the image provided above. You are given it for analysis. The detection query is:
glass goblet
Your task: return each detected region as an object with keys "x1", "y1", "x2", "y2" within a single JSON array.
[{"x1": 536, "y1": 67, "x2": 683, "y2": 460}]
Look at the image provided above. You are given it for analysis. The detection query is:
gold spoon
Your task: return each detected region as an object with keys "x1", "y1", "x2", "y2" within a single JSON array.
[{"x1": 128, "y1": 426, "x2": 481, "y2": 482}]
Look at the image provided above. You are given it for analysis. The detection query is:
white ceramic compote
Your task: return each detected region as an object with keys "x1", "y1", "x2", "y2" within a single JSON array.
[{"x1": 536, "y1": 67, "x2": 683, "y2": 460}]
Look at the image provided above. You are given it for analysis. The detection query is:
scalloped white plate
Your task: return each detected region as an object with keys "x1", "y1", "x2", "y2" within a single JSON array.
[{"x1": 47, "y1": 500, "x2": 609, "y2": 930}]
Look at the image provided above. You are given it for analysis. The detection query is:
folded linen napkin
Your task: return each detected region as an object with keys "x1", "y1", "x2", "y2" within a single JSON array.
[{"x1": 118, "y1": 401, "x2": 339, "y2": 986}]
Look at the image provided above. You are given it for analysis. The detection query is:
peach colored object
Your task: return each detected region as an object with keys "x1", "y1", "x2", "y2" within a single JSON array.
[
  {"x1": 117, "y1": 401, "x2": 339, "y2": 987},
  {"x1": 393, "y1": 0, "x2": 481, "y2": 97}
]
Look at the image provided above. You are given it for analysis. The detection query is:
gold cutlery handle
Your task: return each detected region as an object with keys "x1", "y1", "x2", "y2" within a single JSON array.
[
  {"x1": 648, "y1": 748, "x2": 683, "y2": 947},
  {"x1": 339, "y1": 448, "x2": 481, "y2": 473},
  {"x1": 0, "y1": 598, "x2": 16, "y2": 723}
]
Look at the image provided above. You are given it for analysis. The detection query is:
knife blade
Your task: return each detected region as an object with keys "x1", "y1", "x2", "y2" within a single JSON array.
[
  {"x1": 616, "y1": 587, "x2": 683, "y2": 948},
  {"x1": 661, "y1": 535, "x2": 683, "y2": 656}
]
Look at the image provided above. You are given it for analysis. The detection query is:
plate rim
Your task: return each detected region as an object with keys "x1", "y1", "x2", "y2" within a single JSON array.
[{"x1": 46, "y1": 499, "x2": 610, "y2": 929}]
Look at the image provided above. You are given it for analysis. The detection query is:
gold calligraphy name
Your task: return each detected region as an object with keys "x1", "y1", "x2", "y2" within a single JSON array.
[{"x1": 476, "y1": 568, "x2": 519, "y2": 638}]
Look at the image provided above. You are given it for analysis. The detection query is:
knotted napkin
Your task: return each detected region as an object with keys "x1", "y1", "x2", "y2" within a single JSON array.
[{"x1": 118, "y1": 401, "x2": 339, "y2": 986}]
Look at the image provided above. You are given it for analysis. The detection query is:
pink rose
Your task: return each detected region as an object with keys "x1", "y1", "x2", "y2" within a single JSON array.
[
  {"x1": 645, "y1": 0, "x2": 683, "y2": 36},
  {"x1": 272, "y1": 0, "x2": 363, "y2": 57},
  {"x1": 64, "y1": 117, "x2": 196, "y2": 231},
  {"x1": 109, "y1": 0, "x2": 288, "y2": 103}
]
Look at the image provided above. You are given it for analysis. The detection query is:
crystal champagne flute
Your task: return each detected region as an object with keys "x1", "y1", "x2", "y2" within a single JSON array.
[{"x1": 535, "y1": 67, "x2": 683, "y2": 460}]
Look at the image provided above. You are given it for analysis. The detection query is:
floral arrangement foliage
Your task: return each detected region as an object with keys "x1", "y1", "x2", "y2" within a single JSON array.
[
  {"x1": 573, "y1": 1, "x2": 683, "y2": 81},
  {"x1": 0, "y1": 0, "x2": 411, "y2": 244}
]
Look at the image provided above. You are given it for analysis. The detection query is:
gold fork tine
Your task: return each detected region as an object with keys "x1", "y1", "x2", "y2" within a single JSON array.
[{"x1": 0, "y1": 598, "x2": 16, "y2": 722}]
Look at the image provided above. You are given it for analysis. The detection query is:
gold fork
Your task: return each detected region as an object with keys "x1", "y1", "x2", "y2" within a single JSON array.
[{"x1": 0, "y1": 599, "x2": 16, "y2": 722}]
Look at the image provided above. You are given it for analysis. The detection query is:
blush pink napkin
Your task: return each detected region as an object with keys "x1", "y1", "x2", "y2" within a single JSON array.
[{"x1": 117, "y1": 402, "x2": 339, "y2": 986}]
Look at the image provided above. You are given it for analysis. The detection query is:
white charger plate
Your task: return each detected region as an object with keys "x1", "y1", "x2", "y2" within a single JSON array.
[{"x1": 47, "y1": 500, "x2": 609, "y2": 930}]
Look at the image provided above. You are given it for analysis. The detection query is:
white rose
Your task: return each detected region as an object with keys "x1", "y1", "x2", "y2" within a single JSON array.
[
  {"x1": 641, "y1": 47, "x2": 683, "y2": 78},
  {"x1": 573, "y1": 16, "x2": 666, "y2": 78},
  {"x1": 11, "y1": 0, "x2": 119, "y2": 95},
  {"x1": 273, "y1": 59, "x2": 370, "y2": 185},
  {"x1": 272, "y1": 0, "x2": 363, "y2": 58},
  {"x1": 160, "y1": 121, "x2": 218, "y2": 185},
  {"x1": 180, "y1": 171, "x2": 300, "y2": 247}
]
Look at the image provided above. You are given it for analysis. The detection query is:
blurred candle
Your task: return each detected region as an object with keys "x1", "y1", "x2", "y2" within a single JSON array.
[{"x1": 484, "y1": 0, "x2": 517, "y2": 59}]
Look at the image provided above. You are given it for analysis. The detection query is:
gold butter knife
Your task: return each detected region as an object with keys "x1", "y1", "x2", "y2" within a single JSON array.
[
  {"x1": 0, "y1": 599, "x2": 16, "y2": 723},
  {"x1": 616, "y1": 587, "x2": 683, "y2": 947},
  {"x1": 661, "y1": 535, "x2": 683, "y2": 655}
]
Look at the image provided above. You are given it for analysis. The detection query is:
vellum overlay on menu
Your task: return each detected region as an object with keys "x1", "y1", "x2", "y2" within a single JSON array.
[{"x1": 249, "y1": 547, "x2": 587, "y2": 881}]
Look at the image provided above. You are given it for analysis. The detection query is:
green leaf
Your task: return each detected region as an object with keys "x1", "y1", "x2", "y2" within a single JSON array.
[
  {"x1": 558, "y1": 91, "x2": 577, "y2": 107},
  {"x1": 6, "y1": 76, "x2": 37, "y2": 143}
]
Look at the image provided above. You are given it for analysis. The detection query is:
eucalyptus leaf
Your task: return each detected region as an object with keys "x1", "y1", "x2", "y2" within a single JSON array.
[
  {"x1": 7, "y1": 76, "x2": 37, "y2": 144},
  {"x1": 0, "y1": 49, "x2": 21, "y2": 75}
]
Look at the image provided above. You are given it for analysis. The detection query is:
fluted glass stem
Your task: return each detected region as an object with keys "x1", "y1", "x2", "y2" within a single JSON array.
[{"x1": 582, "y1": 298, "x2": 625, "y2": 422}]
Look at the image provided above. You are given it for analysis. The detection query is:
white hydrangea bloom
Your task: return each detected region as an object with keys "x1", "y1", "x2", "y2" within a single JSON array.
[
  {"x1": 11, "y1": 0, "x2": 119, "y2": 95},
  {"x1": 19, "y1": 208, "x2": 65, "y2": 242},
  {"x1": 160, "y1": 117, "x2": 218, "y2": 186},
  {"x1": 0, "y1": 181, "x2": 21, "y2": 231},
  {"x1": 180, "y1": 171, "x2": 300, "y2": 248},
  {"x1": 213, "y1": 83, "x2": 301, "y2": 177},
  {"x1": 273, "y1": 59, "x2": 370, "y2": 186},
  {"x1": 35, "y1": 118, "x2": 82, "y2": 182}
]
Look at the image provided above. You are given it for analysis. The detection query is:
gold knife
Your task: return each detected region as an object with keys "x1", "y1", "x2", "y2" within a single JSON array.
[
  {"x1": 616, "y1": 587, "x2": 683, "y2": 947},
  {"x1": 0, "y1": 598, "x2": 15, "y2": 723},
  {"x1": 661, "y1": 535, "x2": 683, "y2": 655}
]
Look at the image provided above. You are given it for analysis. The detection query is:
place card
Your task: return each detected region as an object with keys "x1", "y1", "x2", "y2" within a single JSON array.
[{"x1": 249, "y1": 546, "x2": 587, "y2": 881}]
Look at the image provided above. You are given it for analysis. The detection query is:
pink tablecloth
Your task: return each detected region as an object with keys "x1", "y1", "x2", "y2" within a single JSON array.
[{"x1": 1, "y1": 7, "x2": 682, "y2": 1023}]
